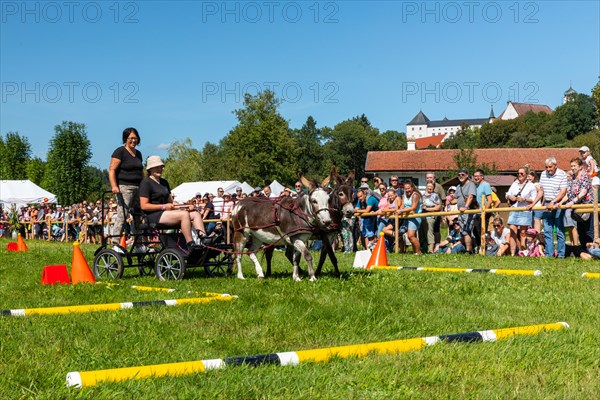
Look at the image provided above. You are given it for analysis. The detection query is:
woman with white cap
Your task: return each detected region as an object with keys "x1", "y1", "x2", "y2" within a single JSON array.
[{"x1": 139, "y1": 156, "x2": 207, "y2": 249}]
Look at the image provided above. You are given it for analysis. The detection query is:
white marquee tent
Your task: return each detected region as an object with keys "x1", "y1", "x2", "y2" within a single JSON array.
[
  {"x1": 0, "y1": 180, "x2": 57, "y2": 207},
  {"x1": 269, "y1": 180, "x2": 285, "y2": 196},
  {"x1": 171, "y1": 180, "x2": 242, "y2": 201}
]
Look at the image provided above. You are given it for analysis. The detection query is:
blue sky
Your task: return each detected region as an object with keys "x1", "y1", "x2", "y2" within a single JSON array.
[{"x1": 1, "y1": 0, "x2": 599, "y2": 168}]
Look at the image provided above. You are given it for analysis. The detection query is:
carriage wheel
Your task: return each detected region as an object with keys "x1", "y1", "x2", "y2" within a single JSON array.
[
  {"x1": 93, "y1": 249, "x2": 124, "y2": 279},
  {"x1": 204, "y1": 248, "x2": 233, "y2": 277},
  {"x1": 154, "y1": 249, "x2": 186, "y2": 281},
  {"x1": 137, "y1": 252, "x2": 157, "y2": 276}
]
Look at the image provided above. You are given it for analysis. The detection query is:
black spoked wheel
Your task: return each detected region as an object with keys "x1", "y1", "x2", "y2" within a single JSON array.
[
  {"x1": 154, "y1": 249, "x2": 186, "y2": 281},
  {"x1": 137, "y1": 252, "x2": 157, "y2": 276},
  {"x1": 204, "y1": 250, "x2": 233, "y2": 277},
  {"x1": 93, "y1": 249, "x2": 124, "y2": 279}
]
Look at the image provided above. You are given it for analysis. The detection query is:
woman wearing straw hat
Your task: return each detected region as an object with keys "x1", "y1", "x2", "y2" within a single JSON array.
[{"x1": 139, "y1": 156, "x2": 207, "y2": 249}]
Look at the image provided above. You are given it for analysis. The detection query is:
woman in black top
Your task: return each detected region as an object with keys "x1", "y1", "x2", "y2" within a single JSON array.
[
  {"x1": 139, "y1": 156, "x2": 206, "y2": 248},
  {"x1": 108, "y1": 127, "x2": 143, "y2": 244}
]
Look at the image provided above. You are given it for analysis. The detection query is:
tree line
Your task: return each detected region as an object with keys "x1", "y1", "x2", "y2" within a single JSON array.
[{"x1": 2, "y1": 80, "x2": 598, "y2": 205}]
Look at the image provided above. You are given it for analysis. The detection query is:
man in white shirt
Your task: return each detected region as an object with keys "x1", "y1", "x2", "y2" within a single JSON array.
[
  {"x1": 539, "y1": 157, "x2": 567, "y2": 258},
  {"x1": 212, "y1": 187, "x2": 225, "y2": 219}
]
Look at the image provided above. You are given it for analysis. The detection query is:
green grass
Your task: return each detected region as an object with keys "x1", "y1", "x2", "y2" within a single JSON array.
[{"x1": 1, "y1": 238, "x2": 599, "y2": 399}]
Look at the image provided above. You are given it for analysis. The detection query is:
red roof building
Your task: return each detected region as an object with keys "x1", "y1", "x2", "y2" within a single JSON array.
[
  {"x1": 366, "y1": 148, "x2": 578, "y2": 189},
  {"x1": 498, "y1": 101, "x2": 553, "y2": 120}
]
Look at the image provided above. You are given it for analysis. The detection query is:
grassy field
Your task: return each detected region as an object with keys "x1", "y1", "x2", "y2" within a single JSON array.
[{"x1": 1, "y1": 238, "x2": 599, "y2": 399}]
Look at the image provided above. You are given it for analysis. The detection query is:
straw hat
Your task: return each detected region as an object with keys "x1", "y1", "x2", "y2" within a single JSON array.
[{"x1": 146, "y1": 155, "x2": 165, "y2": 171}]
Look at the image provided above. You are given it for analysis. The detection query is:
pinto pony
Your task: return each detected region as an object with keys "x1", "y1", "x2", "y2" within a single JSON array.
[{"x1": 231, "y1": 178, "x2": 332, "y2": 281}]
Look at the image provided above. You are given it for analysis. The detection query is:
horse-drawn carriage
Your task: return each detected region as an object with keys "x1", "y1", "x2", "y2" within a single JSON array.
[
  {"x1": 92, "y1": 192, "x2": 233, "y2": 281},
  {"x1": 92, "y1": 166, "x2": 354, "y2": 282}
]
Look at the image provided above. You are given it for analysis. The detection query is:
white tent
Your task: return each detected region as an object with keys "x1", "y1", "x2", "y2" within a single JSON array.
[
  {"x1": 171, "y1": 181, "x2": 242, "y2": 201},
  {"x1": 239, "y1": 181, "x2": 255, "y2": 195},
  {"x1": 0, "y1": 180, "x2": 57, "y2": 207},
  {"x1": 269, "y1": 180, "x2": 286, "y2": 196}
]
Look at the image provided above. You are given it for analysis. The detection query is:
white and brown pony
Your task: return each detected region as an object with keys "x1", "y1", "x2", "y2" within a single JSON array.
[{"x1": 231, "y1": 178, "x2": 332, "y2": 281}]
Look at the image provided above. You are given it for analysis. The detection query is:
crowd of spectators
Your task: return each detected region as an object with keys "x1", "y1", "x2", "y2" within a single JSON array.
[{"x1": 341, "y1": 146, "x2": 599, "y2": 260}]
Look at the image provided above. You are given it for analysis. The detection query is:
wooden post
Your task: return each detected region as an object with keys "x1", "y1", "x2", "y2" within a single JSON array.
[
  {"x1": 226, "y1": 218, "x2": 231, "y2": 244},
  {"x1": 594, "y1": 186, "x2": 599, "y2": 241},
  {"x1": 394, "y1": 213, "x2": 399, "y2": 254},
  {"x1": 480, "y1": 195, "x2": 486, "y2": 255}
]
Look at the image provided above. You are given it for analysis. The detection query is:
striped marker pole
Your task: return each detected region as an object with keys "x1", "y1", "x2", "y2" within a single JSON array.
[
  {"x1": 97, "y1": 282, "x2": 229, "y2": 297},
  {"x1": 1, "y1": 296, "x2": 234, "y2": 317},
  {"x1": 371, "y1": 265, "x2": 542, "y2": 276},
  {"x1": 66, "y1": 321, "x2": 568, "y2": 388},
  {"x1": 582, "y1": 272, "x2": 600, "y2": 279},
  {"x1": 130, "y1": 285, "x2": 226, "y2": 297}
]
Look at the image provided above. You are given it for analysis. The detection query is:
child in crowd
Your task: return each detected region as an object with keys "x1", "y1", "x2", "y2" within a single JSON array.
[
  {"x1": 434, "y1": 220, "x2": 465, "y2": 254},
  {"x1": 444, "y1": 186, "x2": 458, "y2": 226},
  {"x1": 484, "y1": 233, "x2": 499, "y2": 256},
  {"x1": 518, "y1": 228, "x2": 545, "y2": 257}
]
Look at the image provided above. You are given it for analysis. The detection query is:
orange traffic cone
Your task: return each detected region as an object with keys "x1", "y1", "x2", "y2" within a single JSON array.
[
  {"x1": 17, "y1": 233, "x2": 28, "y2": 252},
  {"x1": 119, "y1": 233, "x2": 127, "y2": 249},
  {"x1": 366, "y1": 232, "x2": 388, "y2": 270},
  {"x1": 71, "y1": 241, "x2": 96, "y2": 284}
]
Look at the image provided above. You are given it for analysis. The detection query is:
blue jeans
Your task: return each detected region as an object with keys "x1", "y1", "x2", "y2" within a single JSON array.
[{"x1": 542, "y1": 208, "x2": 565, "y2": 257}]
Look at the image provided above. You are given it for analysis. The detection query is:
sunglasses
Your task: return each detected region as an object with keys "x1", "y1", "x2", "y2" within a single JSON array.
[
  {"x1": 494, "y1": 224, "x2": 502, "y2": 227},
  {"x1": 361, "y1": 180, "x2": 368, "y2": 183}
]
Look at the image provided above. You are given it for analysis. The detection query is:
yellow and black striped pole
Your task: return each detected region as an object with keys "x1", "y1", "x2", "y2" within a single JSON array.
[
  {"x1": 371, "y1": 265, "x2": 542, "y2": 276},
  {"x1": 1, "y1": 296, "x2": 234, "y2": 317},
  {"x1": 96, "y1": 282, "x2": 229, "y2": 297},
  {"x1": 66, "y1": 322, "x2": 568, "y2": 388}
]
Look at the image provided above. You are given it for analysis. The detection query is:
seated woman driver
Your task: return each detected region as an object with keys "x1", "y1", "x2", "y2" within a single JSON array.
[{"x1": 139, "y1": 156, "x2": 206, "y2": 249}]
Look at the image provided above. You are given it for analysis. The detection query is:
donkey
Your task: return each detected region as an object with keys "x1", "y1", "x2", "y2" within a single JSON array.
[
  {"x1": 231, "y1": 178, "x2": 332, "y2": 281},
  {"x1": 314, "y1": 168, "x2": 355, "y2": 276},
  {"x1": 265, "y1": 167, "x2": 355, "y2": 278}
]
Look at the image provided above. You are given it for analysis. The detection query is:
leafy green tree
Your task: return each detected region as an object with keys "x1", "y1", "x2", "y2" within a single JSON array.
[
  {"x1": 45, "y1": 121, "x2": 92, "y2": 205},
  {"x1": 322, "y1": 117, "x2": 381, "y2": 178},
  {"x1": 452, "y1": 148, "x2": 496, "y2": 175},
  {"x1": 441, "y1": 123, "x2": 479, "y2": 149},
  {"x1": 84, "y1": 165, "x2": 108, "y2": 201},
  {"x1": 379, "y1": 130, "x2": 407, "y2": 150},
  {"x1": 569, "y1": 129, "x2": 600, "y2": 160},
  {"x1": 507, "y1": 111, "x2": 552, "y2": 148},
  {"x1": 591, "y1": 78, "x2": 600, "y2": 125},
  {"x1": 198, "y1": 142, "x2": 230, "y2": 181},
  {"x1": 220, "y1": 90, "x2": 299, "y2": 185},
  {"x1": 551, "y1": 93, "x2": 597, "y2": 140},
  {"x1": 26, "y1": 157, "x2": 46, "y2": 185},
  {"x1": 0, "y1": 132, "x2": 31, "y2": 179},
  {"x1": 292, "y1": 116, "x2": 324, "y2": 178},
  {"x1": 163, "y1": 138, "x2": 203, "y2": 187}
]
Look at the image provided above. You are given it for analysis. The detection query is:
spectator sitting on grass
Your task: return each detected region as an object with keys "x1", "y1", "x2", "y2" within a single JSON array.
[
  {"x1": 518, "y1": 228, "x2": 545, "y2": 257},
  {"x1": 490, "y1": 217, "x2": 510, "y2": 256},
  {"x1": 580, "y1": 237, "x2": 600, "y2": 260},
  {"x1": 434, "y1": 220, "x2": 465, "y2": 254}
]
